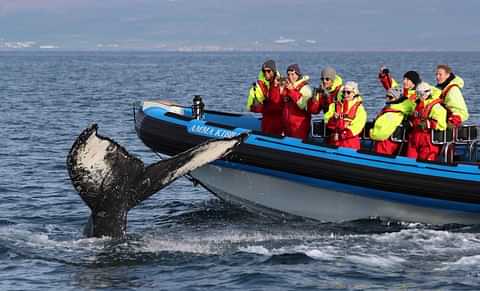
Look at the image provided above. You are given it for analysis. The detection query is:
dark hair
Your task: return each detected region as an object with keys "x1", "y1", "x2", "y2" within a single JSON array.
[{"x1": 436, "y1": 64, "x2": 452, "y2": 74}]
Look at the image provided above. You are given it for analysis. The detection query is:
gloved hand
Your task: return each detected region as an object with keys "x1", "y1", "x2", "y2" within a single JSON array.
[
  {"x1": 318, "y1": 84, "x2": 329, "y2": 97},
  {"x1": 448, "y1": 115, "x2": 462, "y2": 128}
]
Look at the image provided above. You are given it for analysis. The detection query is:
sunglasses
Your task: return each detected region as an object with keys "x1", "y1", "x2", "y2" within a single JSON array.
[
  {"x1": 263, "y1": 69, "x2": 272, "y2": 73},
  {"x1": 321, "y1": 77, "x2": 331, "y2": 81},
  {"x1": 343, "y1": 90, "x2": 353, "y2": 95}
]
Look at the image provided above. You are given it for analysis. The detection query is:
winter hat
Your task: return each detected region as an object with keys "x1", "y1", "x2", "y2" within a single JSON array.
[
  {"x1": 343, "y1": 81, "x2": 359, "y2": 95},
  {"x1": 416, "y1": 82, "x2": 432, "y2": 97},
  {"x1": 403, "y1": 70, "x2": 421, "y2": 86},
  {"x1": 386, "y1": 88, "x2": 402, "y2": 100},
  {"x1": 287, "y1": 64, "x2": 302, "y2": 76},
  {"x1": 262, "y1": 59, "x2": 276, "y2": 72},
  {"x1": 321, "y1": 66, "x2": 336, "y2": 80}
]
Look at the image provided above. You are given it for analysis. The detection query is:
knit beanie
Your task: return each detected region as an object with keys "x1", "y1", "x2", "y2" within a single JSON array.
[
  {"x1": 262, "y1": 59, "x2": 276, "y2": 72},
  {"x1": 321, "y1": 66, "x2": 336, "y2": 80},
  {"x1": 287, "y1": 64, "x2": 302, "y2": 76},
  {"x1": 403, "y1": 71, "x2": 421, "y2": 86}
]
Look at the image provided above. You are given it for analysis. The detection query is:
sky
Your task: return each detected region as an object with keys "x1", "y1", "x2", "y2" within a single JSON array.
[{"x1": 1, "y1": 0, "x2": 480, "y2": 51}]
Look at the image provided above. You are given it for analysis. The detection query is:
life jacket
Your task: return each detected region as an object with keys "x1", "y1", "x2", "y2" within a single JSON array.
[
  {"x1": 412, "y1": 98, "x2": 443, "y2": 129},
  {"x1": 246, "y1": 69, "x2": 276, "y2": 110},
  {"x1": 287, "y1": 75, "x2": 313, "y2": 110},
  {"x1": 332, "y1": 98, "x2": 363, "y2": 130},
  {"x1": 376, "y1": 107, "x2": 401, "y2": 120},
  {"x1": 403, "y1": 88, "x2": 417, "y2": 101},
  {"x1": 439, "y1": 83, "x2": 460, "y2": 116}
]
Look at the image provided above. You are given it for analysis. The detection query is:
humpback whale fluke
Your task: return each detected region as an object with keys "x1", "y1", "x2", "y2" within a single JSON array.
[{"x1": 67, "y1": 124, "x2": 247, "y2": 238}]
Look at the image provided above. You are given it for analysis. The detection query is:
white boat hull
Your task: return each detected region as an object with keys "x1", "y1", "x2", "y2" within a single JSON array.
[{"x1": 191, "y1": 164, "x2": 480, "y2": 225}]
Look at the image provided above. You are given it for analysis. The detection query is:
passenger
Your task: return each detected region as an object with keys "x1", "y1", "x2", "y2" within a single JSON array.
[
  {"x1": 324, "y1": 81, "x2": 367, "y2": 149},
  {"x1": 406, "y1": 82, "x2": 447, "y2": 161},
  {"x1": 378, "y1": 66, "x2": 421, "y2": 101},
  {"x1": 308, "y1": 66, "x2": 343, "y2": 114},
  {"x1": 281, "y1": 64, "x2": 313, "y2": 140},
  {"x1": 370, "y1": 88, "x2": 415, "y2": 155},
  {"x1": 246, "y1": 59, "x2": 284, "y2": 135},
  {"x1": 435, "y1": 64, "x2": 469, "y2": 127}
]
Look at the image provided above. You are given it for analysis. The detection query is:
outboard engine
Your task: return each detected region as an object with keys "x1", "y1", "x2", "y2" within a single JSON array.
[{"x1": 192, "y1": 95, "x2": 204, "y2": 120}]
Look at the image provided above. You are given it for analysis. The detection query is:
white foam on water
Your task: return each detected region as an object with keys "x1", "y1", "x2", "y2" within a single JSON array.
[
  {"x1": 139, "y1": 237, "x2": 218, "y2": 255},
  {"x1": 435, "y1": 255, "x2": 480, "y2": 271},
  {"x1": 346, "y1": 253, "x2": 406, "y2": 269},
  {"x1": 372, "y1": 229, "x2": 480, "y2": 253},
  {"x1": 238, "y1": 245, "x2": 270, "y2": 255},
  {"x1": 304, "y1": 247, "x2": 338, "y2": 260},
  {"x1": 0, "y1": 225, "x2": 114, "y2": 266},
  {"x1": 136, "y1": 230, "x2": 333, "y2": 255}
]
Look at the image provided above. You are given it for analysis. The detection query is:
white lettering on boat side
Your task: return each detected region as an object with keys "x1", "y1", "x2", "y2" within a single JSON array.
[{"x1": 189, "y1": 124, "x2": 237, "y2": 138}]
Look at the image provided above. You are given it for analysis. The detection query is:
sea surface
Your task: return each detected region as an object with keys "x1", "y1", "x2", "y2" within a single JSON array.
[{"x1": 2, "y1": 51, "x2": 480, "y2": 290}]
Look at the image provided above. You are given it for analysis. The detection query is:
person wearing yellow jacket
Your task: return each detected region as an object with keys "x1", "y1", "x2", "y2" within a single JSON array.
[
  {"x1": 246, "y1": 60, "x2": 284, "y2": 135},
  {"x1": 378, "y1": 66, "x2": 421, "y2": 101},
  {"x1": 435, "y1": 64, "x2": 469, "y2": 127},
  {"x1": 324, "y1": 81, "x2": 367, "y2": 149},
  {"x1": 308, "y1": 66, "x2": 343, "y2": 114},
  {"x1": 406, "y1": 82, "x2": 447, "y2": 161},
  {"x1": 370, "y1": 88, "x2": 415, "y2": 155}
]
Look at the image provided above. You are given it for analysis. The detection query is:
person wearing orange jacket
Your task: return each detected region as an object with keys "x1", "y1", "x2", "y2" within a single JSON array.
[
  {"x1": 435, "y1": 64, "x2": 469, "y2": 127},
  {"x1": 308, "y1": 66, "x2": 343, "y2": 114},
  {"x1": 246, "y1": 60, "x2": 284, "y2": 135},
  {"x1": 324, "y1": 81, "x2": 367, "y2": 149},
  {"x1": 406, "y1": 82, "x2": 447, "y2": 161},
  {"x1": 370, "y1": 88, "x2": 415, "y2": 155},
  {"x1": 281, "y1": 64, "x2": 313, "y2": 140},
  {"x1": 378, "y1": 66, "x2": 421, "y2": 101}
]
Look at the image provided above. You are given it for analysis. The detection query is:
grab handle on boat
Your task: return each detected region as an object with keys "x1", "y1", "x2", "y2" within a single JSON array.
[{"x1": 192, "y1": 95, "x2": 205, "y2": 120}]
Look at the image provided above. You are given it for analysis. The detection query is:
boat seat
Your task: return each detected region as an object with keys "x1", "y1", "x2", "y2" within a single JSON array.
[
  {"x1": 311, "y1": 119, "x2": 328, "y2": 138},
  {"x1": 390, "y1": 123, "x2": 408, "y2": 143},
  {"x1": 361, "y1": 122, "x2": 373, "y2": 140}
]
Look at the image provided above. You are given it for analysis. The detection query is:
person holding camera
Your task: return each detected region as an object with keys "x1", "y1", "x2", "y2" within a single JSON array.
[
  {"x1": 308, "y1": 66, "x2": 343, "y2": 114},
  {"x1": 246, "y1": 59, "x2": 284, "y2": 135},
  {"x1": 281, "y1": 64, "x2": 313, "y2": 140}
]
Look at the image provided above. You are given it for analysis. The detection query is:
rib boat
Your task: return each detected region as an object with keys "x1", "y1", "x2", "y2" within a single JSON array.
[{"x1": 134, "y1": 98, "x2": 480, "y2": 225}]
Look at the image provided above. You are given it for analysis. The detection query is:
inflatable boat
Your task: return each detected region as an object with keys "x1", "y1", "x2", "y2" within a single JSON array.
[{"x1": 134, "y1": 98, "x2": 480, "y2": 225}]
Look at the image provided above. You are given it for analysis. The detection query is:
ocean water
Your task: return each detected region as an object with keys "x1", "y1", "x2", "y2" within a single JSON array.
[{"x1": 1, "y1": 51, "x2": 480, "y2": 290}]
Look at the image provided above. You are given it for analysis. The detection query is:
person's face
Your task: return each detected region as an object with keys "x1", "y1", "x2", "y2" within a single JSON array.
[
  {"x1": 342, "y1": 88, "x2": 355, "y2": 100},
  {"x1": 403, "y1": 78, "x2": 415, "y2": 90},
  {"x1": 263, "y1": 68, "x2": 274, "y2": 81},
  {"x1": 436, "y1": 68, "x2": 449, "y2": 84},
  {"x1": 287, "y1": 71, "x2": 299, "y2": 82},
  {"x1": 321, "y1": 77, "x2": 333, "y2": 89}
]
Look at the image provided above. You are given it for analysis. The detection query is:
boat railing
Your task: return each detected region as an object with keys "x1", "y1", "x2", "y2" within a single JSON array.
[
  {"x1": 311, "y1": 119, "x2": 408, "y2": 143},
  {"x1": 311, "y1": 119, "x2": 480, "y2": 163}
]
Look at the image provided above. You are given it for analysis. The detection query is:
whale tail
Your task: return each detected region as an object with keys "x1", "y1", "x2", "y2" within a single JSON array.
[{"x1": 67, "y1": 124, "x2": 247, "y2": 238}]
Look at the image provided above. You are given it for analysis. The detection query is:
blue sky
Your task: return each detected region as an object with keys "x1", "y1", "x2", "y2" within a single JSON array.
[{"x1": 1, "y1": 0, "x2": 479, "y2": 50}]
